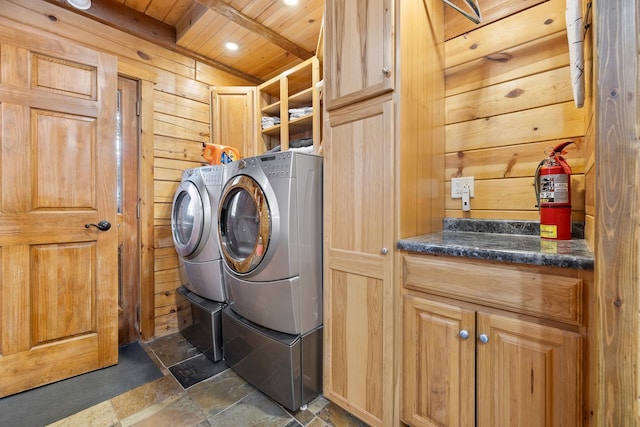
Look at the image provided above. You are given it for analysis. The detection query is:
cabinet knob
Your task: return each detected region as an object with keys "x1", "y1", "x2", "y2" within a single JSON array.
[
  {"x1": 459, "y1": 330, "x2": 470, "y2": 340},
  {"x1": 382, "y1": 67, "x2": 391, "y2": 77},
  {"x1": 478, "y1": 334, "x2": 489, "y2": 344},
  {"x1": 381, "y1": 247, "x2": 389, "y2": 255}
]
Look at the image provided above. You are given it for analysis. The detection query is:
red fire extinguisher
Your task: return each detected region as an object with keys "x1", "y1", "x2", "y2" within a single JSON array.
[{"x1": 534, "y1": 141, "x2": 574, "y2": 240}]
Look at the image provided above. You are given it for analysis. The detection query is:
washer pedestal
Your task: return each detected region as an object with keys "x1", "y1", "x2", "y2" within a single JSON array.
[
  {"x1": 177, "y1": 286, "x2": 224, "y2": 362},
  {"x1": 222, "y1": 307, "x2": 322, "y2": 411}
]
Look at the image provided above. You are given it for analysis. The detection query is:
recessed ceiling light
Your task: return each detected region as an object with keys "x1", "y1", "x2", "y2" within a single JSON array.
[
  {"x1": 67, "y1": 0, "x2": 91, "y2": 9},
  {"x1": 225, "y1": 42, "x2": 239, "y2": 51},
  {"x1": 284, "y1": 0, "x2": 298, "y2": 6}
]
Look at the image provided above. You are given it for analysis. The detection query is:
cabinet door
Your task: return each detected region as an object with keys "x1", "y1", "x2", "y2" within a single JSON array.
[
  {"x1": 324, "y1": 97, "x2": 394, "y2": 426},
  {"x1": 325, "y1": 0, "x2": 394, "y2": 110},
  {"x1": 476, "y1": 313, "x2": 582, "y2": 427},
  {"x1": 403, "y1": 296, "x2": 476, "y2": 427},
  {"x1": 211, "y1": 86, "x2": 255, "y2": 158}
]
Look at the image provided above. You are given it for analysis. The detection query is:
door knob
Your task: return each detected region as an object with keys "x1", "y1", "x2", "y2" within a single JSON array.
[
  {"x1": 381, "y1": 248, "x2": 389, "y2": 255},
  {"x1": 459, "y1": 330, "x2": 470, "y2": 340},
  {"x1": 85, "y1": 220, "x2": 111, "y2": 231},
  {"x1": 478, "y1": 334, "x2": 489, "y2": 344}
]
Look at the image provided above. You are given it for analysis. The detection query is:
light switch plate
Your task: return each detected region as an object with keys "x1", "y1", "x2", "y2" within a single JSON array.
[{"x1": 451, "y1": 176, "x2": 475, "y2": 198}]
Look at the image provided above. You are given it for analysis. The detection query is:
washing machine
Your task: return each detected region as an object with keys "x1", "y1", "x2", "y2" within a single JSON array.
[
  {"x1": 217, "y1": 151, "x2": 323, "y2": 411},
  {"x1": 171, "y1": 165, "x2": 226, "y2": 361}
]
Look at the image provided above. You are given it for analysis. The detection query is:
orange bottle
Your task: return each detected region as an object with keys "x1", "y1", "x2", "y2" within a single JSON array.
[{"x1": 202, "y1": 143, "x2": 241, "y2": 165}]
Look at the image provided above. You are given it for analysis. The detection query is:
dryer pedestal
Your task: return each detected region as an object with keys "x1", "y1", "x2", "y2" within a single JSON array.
[
  {"x1": 222, "y1": 307, "x2": 322, "y2": 411},
  {"x1": 177, "y1": 287, "x2": 224, "y2": 362}
]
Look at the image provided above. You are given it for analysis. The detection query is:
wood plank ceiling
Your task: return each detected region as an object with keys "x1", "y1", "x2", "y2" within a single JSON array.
[{"x1": 45, "y1": 0, "x2": 325, "y2": 84}]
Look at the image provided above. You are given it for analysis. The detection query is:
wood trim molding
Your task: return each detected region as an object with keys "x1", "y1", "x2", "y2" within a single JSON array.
[
  {"x1": 138, "y1": 79, "x2": 156, "y2": 341},
  {"x1": 118, "y1": 58, "x2": 156, "y2": 340},
  {"x1": 593, "y1": 0, "x2": 640, "y2": 423}
]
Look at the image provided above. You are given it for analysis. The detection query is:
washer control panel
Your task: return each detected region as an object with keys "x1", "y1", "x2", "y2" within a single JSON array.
[{"x1": 201, "y1": 165, "x2": 224, "y2": 186}]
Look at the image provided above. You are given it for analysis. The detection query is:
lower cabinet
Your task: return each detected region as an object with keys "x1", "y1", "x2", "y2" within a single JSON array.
[{"x1": 401, "y1": 255, "x2": 586, "y2": 427}]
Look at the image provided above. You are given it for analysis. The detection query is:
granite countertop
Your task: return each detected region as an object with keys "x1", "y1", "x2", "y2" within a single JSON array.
[{"x1": 397, "y1": 219, "x2": 594, "y2": 270}]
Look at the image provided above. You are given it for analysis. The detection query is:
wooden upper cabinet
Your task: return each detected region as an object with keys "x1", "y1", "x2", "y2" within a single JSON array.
[
  {"x1": 324, "y1": 0, "x2": 395, "y2": 110},
  {"x1": 211, "y1": 86, "x2": 256, "y2": 159}
]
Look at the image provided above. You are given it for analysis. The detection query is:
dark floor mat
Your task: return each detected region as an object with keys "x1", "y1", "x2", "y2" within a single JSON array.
[
  {"x1": 0, "y1": 341, "x2": 164, "y2": 427},
  {"x1": 169, "y1": 354, "x2": 229, "y2": 388}
]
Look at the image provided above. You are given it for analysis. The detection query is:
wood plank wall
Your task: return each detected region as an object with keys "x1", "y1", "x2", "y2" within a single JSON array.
[
  {"x1": 0, "y1": 0, "x2": 254, "y2": 337},
  {"x1": 443, "y1": 0, "x2": 591, "y2": 231}
]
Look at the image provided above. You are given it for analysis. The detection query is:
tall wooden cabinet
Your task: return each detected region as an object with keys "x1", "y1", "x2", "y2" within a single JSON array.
[
  {"x1": 323, "y1": 0, "x2": 445, "y2": 426},
  {"x1": 324, "y1": 95, "x2": 395, "y2": 426}
]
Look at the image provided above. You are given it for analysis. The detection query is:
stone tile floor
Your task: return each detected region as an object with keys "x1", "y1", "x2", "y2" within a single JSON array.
[{"x1": 50, "y1": 332, "x2": 370, "y2": 427}]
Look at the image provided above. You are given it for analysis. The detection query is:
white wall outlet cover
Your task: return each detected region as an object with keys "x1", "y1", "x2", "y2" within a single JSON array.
[{"x1": 451, "y1": 177, "x2": 475, "y2": 198}]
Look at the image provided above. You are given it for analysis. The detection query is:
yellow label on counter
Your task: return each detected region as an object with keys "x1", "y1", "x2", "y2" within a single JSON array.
[
  {"x1": 540, "y1": 224, "x2": 558, "y2": 239},
  {"x1": 540, "y1": 239, "x2": 558, "y2": 253}
]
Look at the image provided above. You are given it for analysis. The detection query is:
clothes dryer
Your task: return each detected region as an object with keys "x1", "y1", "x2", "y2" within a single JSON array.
[
  {"x1": 218, "y1": 151, "x2": 323, "y2": 411},
  {"x1": 217, "y1": 151, "x2": 323, "y2": 335}
]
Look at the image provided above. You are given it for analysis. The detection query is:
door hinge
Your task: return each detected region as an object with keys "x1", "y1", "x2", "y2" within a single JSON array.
[
  {"x1": 137, "y1": 200, "x2": 141, "y2": 219},
  {"x1": 136, "y1": 101, "x2": 140, "y2": 116}
]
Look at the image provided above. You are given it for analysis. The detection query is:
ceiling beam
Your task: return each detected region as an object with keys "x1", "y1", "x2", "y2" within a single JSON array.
[
  {"x1": 194, "y1": 0, "x2": 314, "y2": 60},
  {"x1": 42, "y1": 0, "x2": 263, "y2": 84}
]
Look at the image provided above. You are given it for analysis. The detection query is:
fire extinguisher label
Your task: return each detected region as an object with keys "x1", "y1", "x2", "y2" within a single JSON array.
[
  {"x1": 540, "y1": 224, "x2": 558, "y2": 239},
  {"x1": 539, "y1": 174, "x2": 570, "y2": 203}
]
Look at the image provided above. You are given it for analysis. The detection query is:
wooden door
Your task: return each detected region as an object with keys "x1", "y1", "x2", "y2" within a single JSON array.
[
  {"x1": 323, "y1": 96, "x2": 395, "y2": 426},
  {"x1": 0, "y1": 23, "x2": 118, "y2": 397},
  {"x1": 211, "y1": 86, "x2": 255, "y2": 158},
  {"x1": 324, "y1": 0, "x2": 395, "y2": 110},
  {"x1": 476, "y1": 313, "x2": 582, "y2": 427},
  {"x1": 402, "y1": 295, "x2": 475, "y2": 427}
]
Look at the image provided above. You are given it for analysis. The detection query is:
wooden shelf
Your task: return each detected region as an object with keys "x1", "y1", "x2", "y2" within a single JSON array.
[
  {"x1": 261, "y1": 101, "x2": 281, "y2": 117},
  {"x1": 289, "y1": 87, "x2": 314, "y2": 108},
  {"x1": 261, "y1": 124, "x2": 281, "y2": 136},
  {"x1": 289, "y1": 114, "x2": 313, "y2": 133},
  {"x1": 255, "y1": 57, "x2": 321, "y2": 154}
]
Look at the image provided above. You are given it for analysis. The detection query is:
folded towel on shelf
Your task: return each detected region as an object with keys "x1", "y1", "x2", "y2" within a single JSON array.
[
  {"x1": 265, "y1": 138, "x2": 313, "y2": 154},
  {"x1": 261, "y1": 116, "x2": 280, "y2": 129},
  {"x1": 289, "y1": 106, "x2": 313, "y2": 119},
  {"x1": 289, "y1": 137, "x2": 313, "y2": 148},
  {"x1": 290, "y1": 145, "x2": 315, "y2": 154}
]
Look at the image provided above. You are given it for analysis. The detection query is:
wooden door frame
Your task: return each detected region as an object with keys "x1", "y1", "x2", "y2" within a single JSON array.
[
  {"x1": 118, "y1": 62, "x2": 156, "y2": 341},
  {"x1": 593, "y1": 0, "x2": 640, "y2": 424},
  {"x1": 117, "y1": 75, "x2": 141, "y2": 345}
]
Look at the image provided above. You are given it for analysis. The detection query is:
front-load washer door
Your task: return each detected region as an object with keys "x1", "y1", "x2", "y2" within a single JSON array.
[
  {"x1": 218, "y1": 175, "x2": 271, "y2": 275},
  {"x1": 171, "y1": 180, "x2": 211, "y2": 259}
]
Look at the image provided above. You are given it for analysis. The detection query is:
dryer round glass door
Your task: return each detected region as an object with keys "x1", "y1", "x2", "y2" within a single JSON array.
[
  {"x1": 171, "y1": 181, "x2": 210, "y2": 258},
  {"x1": 218, "y1": 175, "x2": 271, "y2": 274}
]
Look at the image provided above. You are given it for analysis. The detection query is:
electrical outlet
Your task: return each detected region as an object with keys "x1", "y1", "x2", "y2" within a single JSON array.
[{"x1": 451, "y1": 177, "x2": 475, "y2": 198}]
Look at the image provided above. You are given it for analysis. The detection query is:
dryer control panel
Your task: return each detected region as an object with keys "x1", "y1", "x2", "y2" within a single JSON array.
[{"x1": 259, "y1": 151, "x2": 293, "y2": 178}]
